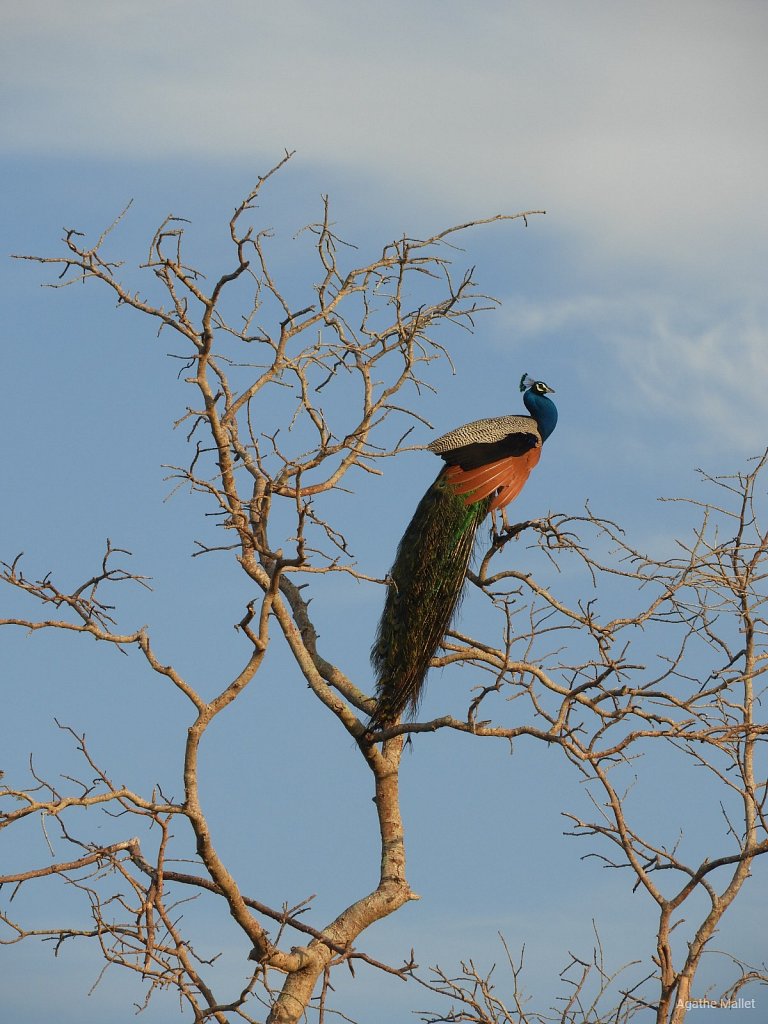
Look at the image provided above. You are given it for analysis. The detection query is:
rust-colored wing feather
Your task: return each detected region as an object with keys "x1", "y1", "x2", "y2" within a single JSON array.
[{"x1": 444, "y1": 447, "x2": 542, "y2": 510}]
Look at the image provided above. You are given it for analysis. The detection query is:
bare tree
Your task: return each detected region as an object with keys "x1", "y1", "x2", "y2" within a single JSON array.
[{"x1": 2, "y1": 155, "x2": 766, "y2": 1023}]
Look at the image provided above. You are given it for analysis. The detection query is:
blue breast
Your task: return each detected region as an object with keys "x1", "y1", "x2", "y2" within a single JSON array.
[{"x1": 523, "y1": 391, "x2": 558, "y2": 442}]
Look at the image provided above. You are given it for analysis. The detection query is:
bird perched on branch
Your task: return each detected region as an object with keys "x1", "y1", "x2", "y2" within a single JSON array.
[{"x1": 369, "y1": 374, "x2": 557, "y2": 731}]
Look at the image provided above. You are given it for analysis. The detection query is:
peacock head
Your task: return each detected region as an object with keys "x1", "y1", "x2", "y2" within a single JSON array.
[
  {"x1": 519, "y1": 373, "x2": 555, "y2": 397},
  {"x1": 519, "y1": 373, "x2": 558, "y2": 441}
]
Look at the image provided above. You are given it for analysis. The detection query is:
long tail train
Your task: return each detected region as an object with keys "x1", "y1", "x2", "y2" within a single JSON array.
[{"x1": 369, "y1": 473, "x2": 489, "y2": 729}]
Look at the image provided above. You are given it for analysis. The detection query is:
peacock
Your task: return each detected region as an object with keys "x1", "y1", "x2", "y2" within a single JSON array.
[{"x1": 369, "y1": 373, "x2": 557, "y2": 730}]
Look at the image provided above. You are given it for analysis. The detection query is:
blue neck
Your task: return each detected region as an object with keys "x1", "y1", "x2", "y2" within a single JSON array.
[{"x1": 523, "y1": 389, "x2": 558, "y2": 442}]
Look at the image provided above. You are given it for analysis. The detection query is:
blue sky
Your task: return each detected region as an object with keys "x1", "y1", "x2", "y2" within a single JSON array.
[{"x1": 2, "y1": 2, "x2": 767, "y2": 1021}]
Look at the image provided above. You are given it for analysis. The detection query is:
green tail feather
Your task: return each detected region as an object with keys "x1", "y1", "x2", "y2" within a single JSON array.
[{"x1": 369, "y1": 470, "x2": 490, "y2": 729}]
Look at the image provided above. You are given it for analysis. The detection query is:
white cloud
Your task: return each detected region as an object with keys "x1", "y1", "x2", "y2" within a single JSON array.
[
  {"x1": 3, "y1": 0, "x2": 767, "y2": 284},
  {"x1": 501, "y1": 288, "x2": 768, "y2": 450}
]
